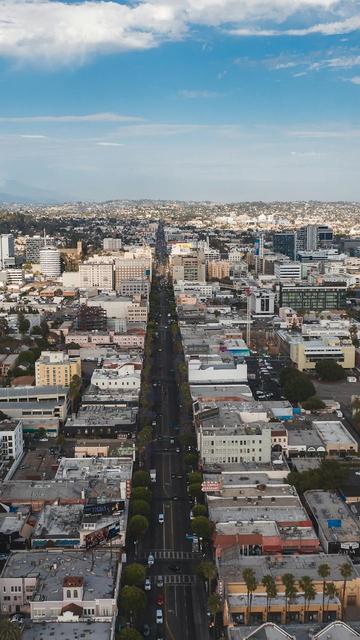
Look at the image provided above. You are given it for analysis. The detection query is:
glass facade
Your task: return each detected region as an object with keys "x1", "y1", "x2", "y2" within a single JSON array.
[{"x1": 280, "y1": 286, "x2": 347, "y2": 310}]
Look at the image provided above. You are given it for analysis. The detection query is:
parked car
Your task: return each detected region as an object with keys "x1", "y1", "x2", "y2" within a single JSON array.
[
  {"x1": 144, "y1": 578, "x2": 151, "y2": 591},
  {"x1": 156, "y1": 609, "x2": 164, "y2": 625}
]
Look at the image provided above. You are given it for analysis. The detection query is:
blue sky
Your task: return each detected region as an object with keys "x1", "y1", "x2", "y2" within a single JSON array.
[{"x1": 0, "y1": 0, "x2": 360, "y2": 202}]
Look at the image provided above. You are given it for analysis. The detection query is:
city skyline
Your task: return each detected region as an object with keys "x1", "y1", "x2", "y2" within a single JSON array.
[{"x1": 0, "y1": 0, "x2": 360, "y2": 201}]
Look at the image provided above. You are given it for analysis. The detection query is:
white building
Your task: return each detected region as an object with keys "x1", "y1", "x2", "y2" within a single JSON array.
[
  {"x1": 188, "y1": 356, "x2": 247, "y2": 385},
  {"x1": 250, "y1": 289, "x2": 275, "y2": 316},
  {"x1": 91, "y1": 361, "x2": 141, "y2": 390},
  {"x1": 0, "y1": 420, "x2": 24, "y2": 461},
  {"x1": 198, "y1": 420, "x2": 272, "y2": 465},
  {"x1": 103, "y1": 238, "x2": 122, "y2": 251},
  {"x1": 0, "y1": 234, "x2": 15, "y2": 270},
  {"x1": 274, "y1": 261, "x2": 302, "y2": 281},
  {"x1": 40, "y1": 247, "x2": 61, "y2": 278},
  {"x1": 79, "y1": 259, "x2": 114, "y2": 290}
]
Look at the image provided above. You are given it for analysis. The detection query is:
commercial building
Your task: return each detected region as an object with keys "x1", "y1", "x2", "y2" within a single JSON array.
[
  {"x1": 79, "y1": 258, "x2": 114, "y2": 290},
  {"x1": 273, "y1": 232, "x2": 297, "y2": 261},
  {"x1": 274, "y1": 261, "x2": 302, "y2": 281},
  {"x1": 312, "y1": 420, "x2": 358, "y2": 455},
  {"x1": 296, "y1": 224, "x2": 333, "y2": 252},
  {"x1": 188, "y1": 356, "x2": 247, "y2": 385},
  {"x1": 118, "y1": 279, "x2": 150, "y2": 297},
  {"x1": 305, "y1": 490, "x2": 360, "y2": 555},
  {"x1": 26, "y1": 236, "x2": 44, "y2": 263},
  {"x1": 91, "y1": 360, "x2": 141, "y2": 391},
  {"x1": 39, "y1": 247, "x2": 61, "y2": 278},
  {"x1": 279, "y1": 284, "x2": 347, "y2": 311},
  {"x1": 219, "y1": 551, "x2": 356, "y2": 626},
  {"x1": 0, "y1": 234, "x2": 15, "y2": 269},
  {"x1": 114, "y1": 255, "x2": 152, "y2": 289},
  {"x1": 250, "y1": 290, "x2": 275, "y2": 316},
  {"x1": 0, "y1": 420, "x2": 23, "y2": 462},
  {"x1": 207, "y1": 260, "x2": 230, "y2": 280},
  {"x1": 0, "y1": 549, "x2": 120, "y2": 621},
  {"x1": 282, "y1": 334, "x2": 355, "y2": 371},
  {"x1": 171, "y1": 253, "x2": 206, "y2": 283},
  {"x1": 78, "y1": 304, "x2": 107, "y2": 331},
  {"x1": 63, "y1": 405, "x2": 137, "y2": 438},
  {"x1": 35, "y1": 351, "x2": 81, "y2": 387},
  {"x1": 103, "y1": 237, "x2": 122, "y2": 251}
]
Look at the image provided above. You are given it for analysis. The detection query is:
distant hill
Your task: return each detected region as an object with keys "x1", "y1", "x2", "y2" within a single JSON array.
[{"x1": 0, "y1": 179, "x2": 67, "y2": 204}]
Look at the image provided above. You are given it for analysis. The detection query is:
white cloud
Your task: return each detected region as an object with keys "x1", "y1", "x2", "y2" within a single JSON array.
[
  {"x1": 0, "y1": 112, "x2": 142, "y2": 123},
  {"x1": 96, "y1": 141, "x2": 124, "y2": 146},
  {"x1": 0, "y1": 0, "x2": 355, "y2": 64},
  {"x1": 288, "y1": 128, "x2": 360, "y2": 138},
  {"x1": 349, "y1": 76, "x2": 360, "y2": 84},
  {"x1": 18, "y1": 134, "x2": 47, "y2": 139}
]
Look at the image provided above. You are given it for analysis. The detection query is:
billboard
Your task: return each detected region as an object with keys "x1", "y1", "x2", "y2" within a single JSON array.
[
  {"x1": 84, "y1": 501, "x2": 124, "y2": 517},
  {"x1": 201, "y1": 481, "x2": 221, "y2": 493},
  {"x1": 327, "y1": 519, "x2": 342, "y2": 529},
  {"x1": 85, "y1": 521, "x2": 120, "y2": 549}
]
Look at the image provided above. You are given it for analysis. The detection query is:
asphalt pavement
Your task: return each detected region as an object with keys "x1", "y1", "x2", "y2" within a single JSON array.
[{"x1": 137, "y1": 224, "x2": 210, "y2": 640}]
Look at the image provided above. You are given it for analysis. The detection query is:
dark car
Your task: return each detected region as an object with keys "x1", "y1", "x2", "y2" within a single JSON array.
[
  {"x1": 142, "y1": 623, "x2": 151, "y2": 637},
  {"x1": 169, "y1": 564, "x2": 181, "y2": 573}
]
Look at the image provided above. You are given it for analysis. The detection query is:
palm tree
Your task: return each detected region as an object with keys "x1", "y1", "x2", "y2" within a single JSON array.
[
  {"x1": 324, "y1": 581, "x2": 337, "y2": 623},
  {"x1": 0, "y1": 618, "x2": 21, "y2": 640},
  {"x1": 197, "y1": 560, "x2": 217, "y2": 593},
  {"x1": 318, "y1": 563, "x2": 330, "y2": 623},
  {"x1": 282, "y1": 573, "x2": 296, "y2": 624},
  {"x1": 242, "y1": 568, "x2": 258, "y2": 625},
  {"x1": 340, "y1": 562, "x2": 353, "y2": 620},
  {"x1": 262, "y1": 574, "x2": 277, "y2": 622},
  {"x1": 299, "y1": 576, "x2": 316, "y2": 622}
]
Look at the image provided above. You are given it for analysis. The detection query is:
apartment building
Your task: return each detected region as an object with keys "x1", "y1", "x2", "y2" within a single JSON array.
[
  {"x1": 171, "y1": 253, "x2": 206, "y2": 283},
  {"x1": 274, "y1": 261, "x2": 302, "y2": 281},
  {"x1": 79, "y1": 259, "x2": 114, "y2": 290},
  {"x1": 279, "y1": 284, "x2": 347, "y2": 310},
  {"x1": 0, "y1": 420, "x2": 23, "y2": 461},
  {"x1": 207, "y1": 260, "x2": 230, "y2": 280},
  {"x1": 35, "y1": 351, "x2": 81, "y2": 387}
]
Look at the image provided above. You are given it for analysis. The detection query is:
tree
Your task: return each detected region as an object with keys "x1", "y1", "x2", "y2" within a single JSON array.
[
  {"x1": 282, "y1": 573, "x2": 297, "y2": 624},
  {"x1": 30, "y1": 325, "x2": 42, "y2": 335},
  {"x1": 132, "y1": 470, "x2": 151, "y2": 488},
  {"x1": 340, "y1": 562, "x2": 353, "y2": 619},
  {"x1": 287, "y1": 459, "x2": 347, "y2": 493},
  {"x1": 0, "y1": 619, "x2": 21, "y2": 640},
  {"x1": 281, "y1": 368, "x2": 315, "y2": 404},
  {"x1": 299, "y1": 576, "x2": 316, "y2": 621},
  {"x1": 0, "y1": 317, "x2": 9, "y2": 338},
  {"x1": 137, "y1": 426, "x2": 152, "y2": 450},
  {"x1": 17, "y1": 312, "x2": 30, "y2": 335},
  {"x1": 180, "y1": 433, "x2": 197, "y2": 448},
  {"x1": 191, "y1": 516, "x2": 212, "y2": 544},
  {"x1": 324, "y1": 582, "x2": 337, "y2": 622},
  {"x1": 301, "y1": 395, "x2": 326, "y2": 411},
  {"x1": 242, "y1": 568, "x2": 257, "y2": 624},
  {"x1": 130, "y1": 499, "x2": 151, "y2": 519},
  {"x1": 207, "y1": 593, "x2": 223, "y2": 628},
  {"x1": 188, "y1": 483, "x2": 203, "y2": 500},
  {"x1": 184, "y1": 452, "x2": 198, "y2": 468},
  {"x1": 117, "y1": 629, "x2": 142, "y2": 640},
  {"x1": 40, "y1": 318, "x2": 49, "y2": 338},
  {"x1": 120, "y1": 585, "x2": 146, "y2": 623},
  {"x1": 128, "y1": 515, "x2": 149, "y2": 540},
  {"x1": 122, "y1": 563, "x2": 146, "y2": 587},
  {"x1": 16, "y1": 350, "x2": 36, "y2": 366},
  {"x1": 197, "y1": 561, "x2": 217, "y2": 593},
  {"x1": 315, "y1": 359, "x2": 346, "y2": 382},
  {"x1": 192, "y1": 504, "x2": 207, "y2": 517},
  {"x1": 131, "y1": 487, "x2": 152, "y2": 503},
  {"x1": 318, "y1": 563, "x2": 330, "y2": 623},
  {"x1": 262, "y1": 574, "x2": 277, "y2": 622},
  {"x1": 188, "y1": 471, "x2": 202, "y2": 485}
]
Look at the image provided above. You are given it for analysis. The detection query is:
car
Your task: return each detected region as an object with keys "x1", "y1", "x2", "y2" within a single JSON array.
[
  {"x1": 148, "y1": 553, "x2": 155, "y2": 567},
  {"x1": 10, "y1": 614, "x2": 24, "y2": 624},
  {"x1": 19, "y1": 465, "x2": 26, "y2": 470},
  {"x1": 156, "y1": 609, "x2": 164, "y2": 625},
  {"x1": 156, "y1": 575, "x2": 164, "y2": 588},
  {"x1": 170, "y1": 438, "x2": 175, "y2": 444},
  {"x1": 142, "y1": 624, "x2": 151, "y2": 637},
  {"x1": 156, "y1": 593, "x2": 164, "y2": 606},
  {"x1": 171, "y1": 496, "x2": 179, "y2": 501},
  {"x1": 0, "y1": 553, "x2": 9, "y2": 560},
  {"x1": 175, "y1": 447, "x2": 180, "y2": 453},
  {"x1": 169, "y1": 564, "x2": 181, "y2": 573},
  {"x1": 39, "y1": 438, "x2": 48, "y2": 442},
  {"x1": 144, "y1": 578, "x2": 151, "y2": 591},
  {"x1": 158, "y1": 513, "x2": 164, "y2": 524}
]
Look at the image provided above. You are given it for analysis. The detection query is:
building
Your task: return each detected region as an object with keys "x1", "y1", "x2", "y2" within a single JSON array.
[
  {"x1": 114, "y1": 256, "x2": 152, "y2": 289},
  {"x1": 312, "y1": 420, "x2": 358, "y2": 455},
  {"x1": 188, "y1": 356, "x2": 247, "y2": 385},
  {"x1": 0, "y1": 234, "x2": 15, "y2": 269},
  {"x1": 305, "y1": 490, "x2": 360, "y2": 555},
  {"x1": 91, "y1": 360, "x2": 141, "y2": 391},
  {"x1": 118, "y1": 279, "x2": 150, "y2": 297},
  {"x1": 79, "y1": 258, "x2": 114, "y2": 290},
  {"x1": 0, "y1": 386, "x2": 70, "y2": 421},
  {"x1": 274, "y1": 261, "x2": 302, "y2": 281},
  {"x1": 273, "y1": 232, "x2": 297, "y2": 261},
  {"x1": 250, "y1": 290, "x2": 275, "y2": 316},
  {"x1": 103, "y1": 237, "x2": 122, "y2": 251},
  {"x1": 171, "y1": 253, "x2": 206, "y2": 283},
  {"x1": 297, "y1": 224, "x2": 333, "y2": 253},
  {"x1": 6, "y1": 268, "x2": 24, "y2": 287},
  {"x1": 219, "y1": 551, "x2": 357, "y2": 627},
  {"x1": 26, "y1": 236, "x2": 44, "y2": 263},
  {"x1": 0, "y1": 420, "x2": 23, "y2": 461},
  {"x1": 0, "y1": 549, "x2": 120, "y2": 621},
  {"x1": 35, "y1": 351, "x2": 81, "y2": 387},
  {"x1": 283, "y1": 335, "x2": 355, "y2": 371},
  {"x1": 39, "y1": 247, "x2": 61, "y2": 278},
  {"x1": 77, "y1": 304, "x2": 107, "y2": 331},
  {"x1": 207, "y1": 260, "x2": 230, "y2": 281},
  {"x1": 279, "y1": 284, "x2": 347, "y2": 311}
]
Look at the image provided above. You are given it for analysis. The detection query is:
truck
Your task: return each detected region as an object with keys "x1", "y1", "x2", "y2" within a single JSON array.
[{"x1": 150, "y1": 469, "x2": 157, "y2": 483}]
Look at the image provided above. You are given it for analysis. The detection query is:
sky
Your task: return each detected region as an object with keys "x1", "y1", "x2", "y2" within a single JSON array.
[{"x1": 0, "y1": 0, "x2": 360, "y2": 202}]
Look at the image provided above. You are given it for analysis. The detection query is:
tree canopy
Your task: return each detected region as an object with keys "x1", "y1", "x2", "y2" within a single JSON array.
[
  {"x1": 122, "y1": 563, "x2": 146, "y2": 587},
  {"x1": 315, "y1": 359, "x2": 346, "y2": 382},
  {"x1": 280, "y1": 367, "x2": 315, "y2": 404},
  {"x1": 287, "y1": 459, "x2": 348, "y2": 494}
]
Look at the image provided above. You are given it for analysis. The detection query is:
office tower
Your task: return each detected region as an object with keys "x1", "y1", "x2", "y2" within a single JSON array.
[
  {"x1": 0, "y1": 234, "x2": 15, "y2": 269},
  {"x1": 40, "y1": 247, "x2": 61, "y2": 278},
  {"x1": 297, "y1": 225, "x2": 333, "y2": 252},
  {"x1": 26, "y1": 236, "x2": 44, "y2": 263},
  {"x1": 273, "y1": 232, "x2": 297, "y2": 261}
]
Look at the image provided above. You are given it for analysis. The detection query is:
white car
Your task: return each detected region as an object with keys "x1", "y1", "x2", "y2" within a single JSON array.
[
  {"x1": 144, "y1": 578, "x2": 151, "y2": 591},
  {"x1": 156, "y1": 609, "x2": 164, "y2": 625},
  {"x1": 148, "y1": 553, "x2": 155, "y2": 567},
  {"x1": 158, "y1": 513, "x2": 164, "y2": 524}
]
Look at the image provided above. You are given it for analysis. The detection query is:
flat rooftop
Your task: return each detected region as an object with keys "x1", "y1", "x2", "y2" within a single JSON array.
[
  {"x1": 305, "y1": 490, "x2": 360, "y2": 543},
  {"x1": 208, "y1": 501, "x2": 308, "y2": 525},
  {"x1": 33, "y1": 503, "x2": 126, "y2": 539},
  {"x1": 313, "y1": 420, "x2": 358, "y2": 447},
  {"x1": 1, "y1": 550, "x2": 118, "y2": 601},
  {"x1": 55, "y1": 457, "x2": 133, "y2": 482},
  {"x1": 22, "y1": 622, "x2": 111, "y2": 640},
  {"x1": 66, "y1": 405, "x2": 137, "y2": 427},
  {"x1": 191, "y1": 384, "x2": 253, "y2": 400},
  {"x1": 218, "y1": 550, "x2": 358, "y2": 583},
  {"x1": 203, "y1": 470, "x2": 289, "y2": 487},
  {"x1": 0, "y1": 477, "x2": 126, "y2": 503},
  {"x1": 228, "y1": 622, "x2": 360, "y2": 640}
]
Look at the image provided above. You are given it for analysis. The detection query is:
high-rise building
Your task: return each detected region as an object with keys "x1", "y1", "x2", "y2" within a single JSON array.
[
  {"x1": 103, "y1": 238, "x2": 122, "y2": 251},
  {"x1": 170, "y1": 252, "x2": 206, "y2": 283},
  {"x1": 79, "y1": 259, "x2": 114, "y2": 290},
  {"x1": 297, "y1": 225, "x2": 333, "y2": 252},
  {"x1": 0, "y1": 234, "x2": 15, "y2": 269},
  {"x1": 26, "y1": 236, "x2": 44, "y2": 263},
  {"x1": 40, "y1": 247, "x2": 61, "y2": 278},
  {"x1": 273, "y1": 232, "x2": 297, "y2": 261},
  {"x1": 78, "y1": 304, "x2": 107, "y2": 331}
]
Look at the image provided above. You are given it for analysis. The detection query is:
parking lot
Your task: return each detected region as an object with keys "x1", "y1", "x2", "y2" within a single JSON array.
[
  {"x1": 13, "y1": 446, "x2": 61, "y2": 480},
  {"x1": 315, "y1": 379, "x2": 359, "y2": 410},
  {"x1": 247, "y1": 355, "x2": 290, "y2": 401}
]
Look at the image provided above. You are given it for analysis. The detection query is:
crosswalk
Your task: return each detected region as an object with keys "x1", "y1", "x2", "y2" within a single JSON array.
[
  {"x1": 153, "y1": 550, "x2": 200, "y2": 560},
  {"x1": 163, "y1": 574, "x2": 198, "y2": 585}
]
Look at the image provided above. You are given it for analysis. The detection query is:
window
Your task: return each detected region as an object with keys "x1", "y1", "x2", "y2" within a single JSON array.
[
  {"x1": 73, "y1": 589, "x2": 78, "y2": 598},
  {"x1": 66, "y1": 589, "x2": 71, "y2": 598}
]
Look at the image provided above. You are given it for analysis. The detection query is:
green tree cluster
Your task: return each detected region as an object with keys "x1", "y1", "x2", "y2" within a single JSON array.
[
  {"x1": 280, "y1": 367, "x2": 315, "y2": 404},
  {"x1": 315, "y1": 359, "x2": 346, "y2": 382},
  {"x1": 287, "y1": 459, "x2": 347, "y2": 494}
]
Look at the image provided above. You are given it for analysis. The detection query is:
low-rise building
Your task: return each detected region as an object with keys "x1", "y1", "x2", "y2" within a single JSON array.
[
  {"x1": 312, "y1": 420, "x2": 358, "y2": 455},
  {"x1": 0, "y1": 420, "x2": 23, "y2": 461},
  {"x1": 0, "y1": 386, "x2": 70, "y2": 422},
  {"x1": 305, "y1": 490, "x2": 360, "y2": 555},
  {"x1": 35, "y1": 351, "x2": 82, "y2": 387}
]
